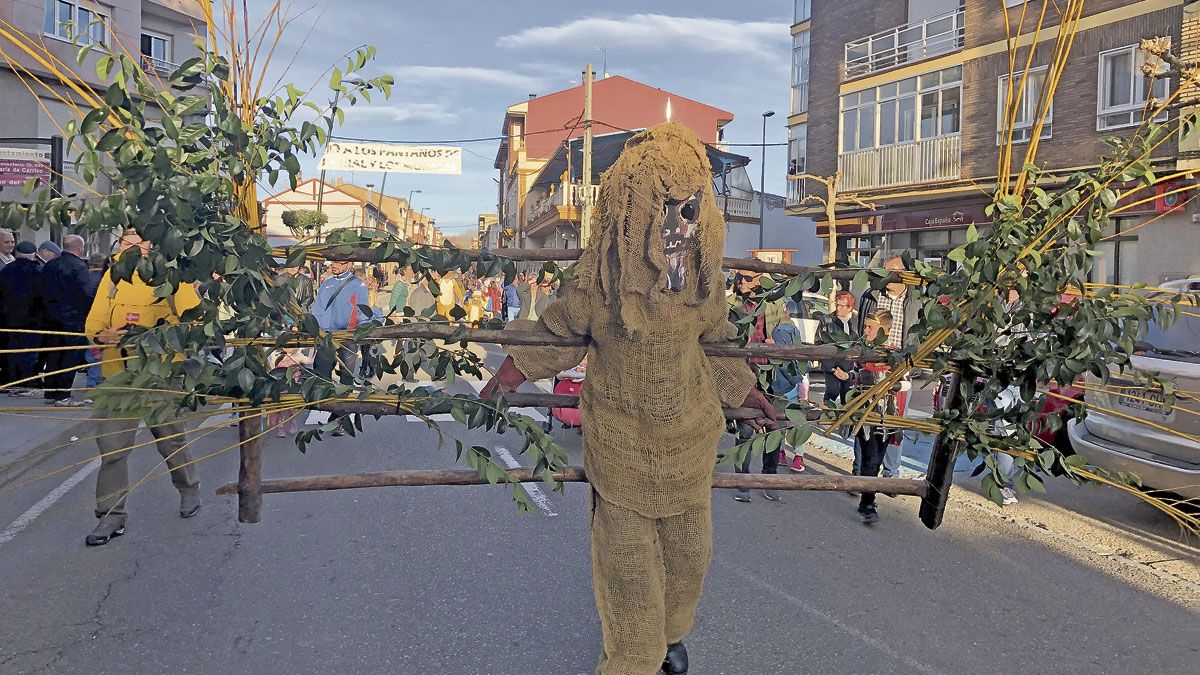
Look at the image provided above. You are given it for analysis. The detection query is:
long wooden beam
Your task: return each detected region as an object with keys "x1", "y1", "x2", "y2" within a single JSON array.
[
  {"x1": 359, "y1": 323, "x2": 886, "y2": 362},
  {"x1": 215, "y1": 466, "x2": 926, "y2": 497},
  {"x1": 314, "y1": 394, "x2": 825, "y2": 422},
  {"x1": 301, "y1": 245, "x2": 903, "y2": 282}
]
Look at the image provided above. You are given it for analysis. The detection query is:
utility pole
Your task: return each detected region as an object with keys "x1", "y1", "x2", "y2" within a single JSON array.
[
  {"x1": 580, "y1": 63, "x2": 594, "y2": 245},
  {"x1": 758, "y1": 110, "x2": 775, "y2": 250}
]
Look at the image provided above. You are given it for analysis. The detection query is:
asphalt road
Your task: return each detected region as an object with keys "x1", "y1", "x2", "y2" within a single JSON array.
[{"x1": 1, "y1": 372, "x2": 1198, "y2": 674}]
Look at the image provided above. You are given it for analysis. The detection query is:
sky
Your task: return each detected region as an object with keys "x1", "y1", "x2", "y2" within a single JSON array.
[{"x1": 263, "y1": 1, "x2": 795, "y2": 234}]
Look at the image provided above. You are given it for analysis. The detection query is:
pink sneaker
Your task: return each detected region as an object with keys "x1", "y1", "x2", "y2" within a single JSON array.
[{"x1": 790, "y1": 455, "x2": 806, "y2": 473}]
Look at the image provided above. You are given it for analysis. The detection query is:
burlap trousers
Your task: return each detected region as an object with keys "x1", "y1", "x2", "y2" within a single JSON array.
[
  {"x1": 94, "y1": 417, "x2": 197, "y2": 521},
  {"x1": 591, "y1": 491, "x2": 713, "y2": 675}
]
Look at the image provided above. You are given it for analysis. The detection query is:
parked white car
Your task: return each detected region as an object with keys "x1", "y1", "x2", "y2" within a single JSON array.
[{"x1": 1067, "y1": 279, "x2": 1200, "y2": 500}]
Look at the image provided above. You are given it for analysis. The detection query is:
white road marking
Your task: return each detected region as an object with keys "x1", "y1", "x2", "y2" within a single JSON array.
[
  {"x1": 493, "y1": 446, "x2": 557, "y2": 517},
  {"x1": 0, "y1": 459, "x2": 101, "y2": 547},
  {"x1": 305, "y1": 410, "x2": 332, "y2": 426},
  {"x1": 717, "y1": 561, "x2": 944, "y2": 675}
]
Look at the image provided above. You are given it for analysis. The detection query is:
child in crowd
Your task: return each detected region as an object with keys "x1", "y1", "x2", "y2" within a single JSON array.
[
  {"x1": 851, "y1": 310, "x2": 898, "y2": 525},
  {"x1": 269, "y1": 346, "x2": 314, "y2": 437}
]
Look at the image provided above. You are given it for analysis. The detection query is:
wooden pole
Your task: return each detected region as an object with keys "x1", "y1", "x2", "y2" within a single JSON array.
[
  {"x1": 216, "y1": 467, "x2": 926, "y2": 498},
  {"x1": 581, "y1": 63, "x2": 594, "y2": 244},
  {"x1": 920, "y1": 367, "x2": 965, "y2": 530},
  {"x1": 359, "y1": 323, "x2": 886, "y2": 362},
  {"x1": 236, "y1": 412, "x2": 263, "y2": 523},
  {"x1": 312, "y1": 393, "x2": 826, "y2": 422},
  {"x1": 307, "y1": 246, "x2": 906, "y2": 283}
]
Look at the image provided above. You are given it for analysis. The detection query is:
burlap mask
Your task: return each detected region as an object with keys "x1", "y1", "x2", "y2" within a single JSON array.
[{"x1": 574, "y1": 123, "x2": 726, "y2": 336}]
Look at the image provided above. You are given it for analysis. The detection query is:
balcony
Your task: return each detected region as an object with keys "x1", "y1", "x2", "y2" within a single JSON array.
[
  {"x1": 141, "y1": 54, "x2": 177, "y2": 77},
  {"x1": 786, "y1": 178, "x2": 807, "y2": 207},
  {"x1": 527, "y1": 183, "x2": 600, "y2": 229},
  {"x1": 844, "y1": 8, "x2": 964, "y2": 80},
  {"x1": 837, "y1": 135, "x2": 960, "y2": 191},
  {"x1": 790, "y1": 83, "x2": 808, "y2": 115},
  {"x1": 720, "y1": 195, "x2": 755, "y2": 219}
]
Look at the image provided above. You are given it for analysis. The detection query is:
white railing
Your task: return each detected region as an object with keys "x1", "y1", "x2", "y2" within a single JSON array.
[
  {"x1": 141, "y1": 54, "x2": 177, "y2": 77},
  {"x1": 837, "y1": 135, "x2": 960, "y2": 191},
  {"x1": 786, "y1": 178, "x2": 806, "y2": 207},
  {"x1": 527, "y1": 183, "x2": 601, "y2": 223},
  {"x1": 722, "y1": 195, "x2": 755, "y2": 218},
  {"x1": 570, "y1": 183, "x2": 600, "y2": 207},
  {"x1": 791, "y1": 83, "x2": 809, "y2": 115},
  {"x1": 844, "y1": 8, "x2": 964, "y2": 79}
]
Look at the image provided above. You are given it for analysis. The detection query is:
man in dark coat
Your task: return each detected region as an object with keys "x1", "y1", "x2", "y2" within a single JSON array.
[
  {"x1": 0, "y1": 241, "x2": 45, "y2": 392},
  {"x1": 40, "y1": 234, "x2": 94, "y2": 405}
]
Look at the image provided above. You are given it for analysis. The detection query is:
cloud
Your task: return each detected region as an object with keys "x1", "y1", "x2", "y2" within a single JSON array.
[
  {"x1": 391, "y1": 66, "x2": 547, "y2": 92},
  {"x1": 498, "y1": 14, "x2": 789, "y2": 60},
  {"x1": 346, "y1": 101, "x2": 459, "y2": 124}
]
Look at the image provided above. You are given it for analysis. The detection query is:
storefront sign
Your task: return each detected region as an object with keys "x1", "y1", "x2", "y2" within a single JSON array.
[
  {"x1": 0, "y1": 147, "x2": 52, "y2": 188},
  {"x1": 317, "y1": 142, "x2": 462, "y2": 174},
  {"x1": 878, "y1": 202, "x2": 989, "y2": 232}
]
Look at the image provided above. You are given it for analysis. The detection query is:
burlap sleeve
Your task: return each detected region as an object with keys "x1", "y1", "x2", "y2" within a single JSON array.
[
  {"x1": 701, "y1": 319, "x2": 756, "y2": 407},
  {"x1": 505, "y1": 288, "x2": 590, "y2": 382}
]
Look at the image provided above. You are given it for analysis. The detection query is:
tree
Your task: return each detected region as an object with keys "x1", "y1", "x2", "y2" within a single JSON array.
[{"x1": 280, "y1": 209, "x2": 328, "y2": 232}]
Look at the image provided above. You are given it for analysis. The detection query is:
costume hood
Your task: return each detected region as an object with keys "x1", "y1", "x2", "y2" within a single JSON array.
[{"x1": 574, "y1": 123, "x2": 726, "y2": 335}]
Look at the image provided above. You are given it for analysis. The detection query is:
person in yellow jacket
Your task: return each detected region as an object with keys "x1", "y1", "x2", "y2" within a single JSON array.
[
  {"x1": 435, "y1": 270, "x2": 465, "y2": 321},
  {"x1": 83, "y1": 228, "x2": 202, "y2": 546}
]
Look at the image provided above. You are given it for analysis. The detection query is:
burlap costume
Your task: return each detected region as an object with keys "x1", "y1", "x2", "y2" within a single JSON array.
[{"x1": 503, "y1": 124, "x2": 754, "y2": 674}]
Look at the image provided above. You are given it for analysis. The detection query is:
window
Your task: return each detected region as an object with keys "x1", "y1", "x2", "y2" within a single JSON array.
[
  {"x1": 791, "y1": 31, "x2": 810, "y2": 114},
  {"x1": 1091, "y1": 219, "x2": 1139, "y2": 285},
  {"x1": 43, "y1": 1, "x2": 106, "y2": 45},
  {"x1": 140, "y1": 32, "x2": 172, "y2": 63},
  {"x1": 788, "y1": 124, "x2": 807, "y2": 175},
  {"x1": 1098, "y1": 44, "x2": 1169, "y2": 130},
  {"x1": 839, "y1": 65, "x2": 961, "y2": 153},
  {"x1": 997, "y1": 66, "x2": 1052, "y2": 144},
  {"x1": 795, "y1": 0, "x2": 811, "y2": 23},
  {"x1": 1004, "y1": 0, "x2": 1027, "y2": 6}
]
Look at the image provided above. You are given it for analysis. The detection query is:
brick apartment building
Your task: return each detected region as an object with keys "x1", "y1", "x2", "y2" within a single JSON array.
[
  {"x1": 0, "y1": 0, "x2": 206, "y2": 246},
  {"x1": 787, "y1": 0, "x2": 1200, "y2": 285}
]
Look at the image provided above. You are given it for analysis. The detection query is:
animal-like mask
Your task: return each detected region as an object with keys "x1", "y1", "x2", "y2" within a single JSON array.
[
  {"x1": 661, "y1": 192, "x2": 702, "y2": 291},
  {"x1": 575, "y1": 123, "x2": 728, "y2": 335}
]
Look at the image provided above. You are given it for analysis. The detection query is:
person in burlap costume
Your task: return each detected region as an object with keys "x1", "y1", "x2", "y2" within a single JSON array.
[{"x1": 482, "y1": 123, "x2": 777, "y2": 674}]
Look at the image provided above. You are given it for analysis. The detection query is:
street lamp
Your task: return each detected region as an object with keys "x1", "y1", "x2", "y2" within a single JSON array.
[
  {"x1": 759, "y1": 110, "x2": 775, "y2": 250},
  {"x1": 405, "y1": 189, "x2": 422, "y2": 241}
]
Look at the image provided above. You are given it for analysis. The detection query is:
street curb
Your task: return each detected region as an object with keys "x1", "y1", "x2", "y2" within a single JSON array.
[
  {"x1": 801, "y1": 438, "x2": 1200, "y2": 597},
  {"x1": 802, "y1": 433, "x2": 924, "y2": 479}
]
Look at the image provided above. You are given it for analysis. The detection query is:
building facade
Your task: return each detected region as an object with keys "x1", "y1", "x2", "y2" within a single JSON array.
[
  {"x1": 261, "y1": 178, "x2": 397, "y2": 246},
  {"x1": 477, "y1": 212, "x2": 497, "y2": 249},
  {"x1": 788, "y1": 0, "x2": 1200, "y2": 285},
  {"x1": 0, "y1": 0, "x2": 207, "y2": 244},
  {"x1": 493, "y1": 74, "x2": 736, "y2": 249}
]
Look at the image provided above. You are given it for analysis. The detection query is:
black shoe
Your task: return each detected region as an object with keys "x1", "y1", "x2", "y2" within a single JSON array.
[
  {"x1": 85, "y1": 519, "x2": 126, "y2": 546},
  {"x1": 662, "y1": 642, "x2": 688, "y2": 674},
  {"x1": 762, "y1": 490, "x2": 782, "y2": 502},
  {"x1": 857, "y1": 504, "x2": 879, "y2": 525},
  {"x1": 732, "y1": 489, "x2": 751, "y2": 503},
  {"x1": 331, "y1": 427, "x2": 346, "y2": 437}
]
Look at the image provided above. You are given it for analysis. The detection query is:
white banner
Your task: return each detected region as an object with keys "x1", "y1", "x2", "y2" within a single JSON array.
[{"x1": 317, "y1": 142, "x2": 462, "y2": 174}]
